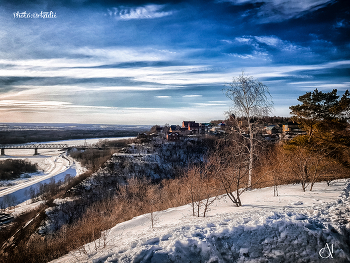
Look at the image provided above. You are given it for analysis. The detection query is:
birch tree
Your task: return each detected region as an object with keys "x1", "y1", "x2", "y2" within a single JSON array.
[{"x1": 224, "y1": 72, "x2": 273, "y2": 188}]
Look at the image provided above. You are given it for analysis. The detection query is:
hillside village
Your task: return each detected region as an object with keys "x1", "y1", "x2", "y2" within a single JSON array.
[{"x1": 138, "y1": 117, "x2": 305, "y2": 143}]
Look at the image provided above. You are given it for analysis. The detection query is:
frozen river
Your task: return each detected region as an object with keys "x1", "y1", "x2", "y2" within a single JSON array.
[{"x1": 0, "y1": 137, "x2": 133, "y2": 208}]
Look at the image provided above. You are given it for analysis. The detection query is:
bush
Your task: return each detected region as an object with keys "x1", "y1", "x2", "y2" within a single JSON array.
[
  {"x1": 69, "y1": 149, "x2": 113, "y2": 170},
  {"x1": 0, "y1": 159, "x2": 37, "y2": 180}
]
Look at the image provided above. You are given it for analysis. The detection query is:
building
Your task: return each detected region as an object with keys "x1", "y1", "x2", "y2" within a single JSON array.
[
  {"x1": 166, "y1": 132, "x2": 181, "y2": 141},
  {"x1": 182, "y1": 121, "x2": 195, "y2": 128},
  {"x1": 169, "y1": 125, "x2": 181, "y2": 132},
  {"x1": 200, "y1": 123, "x2": 212, "y2": 134},
  {"x1": 283, "y1": 122, "x2": 301, "y2": 133},
  {"x1": 265, "y1": 125, "x2": 281, "y2": 134},
  {"x1": 182, "y1": 121, "x2": 200, "y2": 134},
  {"x1": 282, "y1": 121, "x2": 306, "y2": 139}
]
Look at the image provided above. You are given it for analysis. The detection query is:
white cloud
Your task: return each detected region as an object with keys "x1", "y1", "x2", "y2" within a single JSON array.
[
  {"x1": 228, "y1": 50, "x2": 269, "y2": 60},
  {"x1": 194, "y1": 102, "x2": 227, "y2": 107},
  {"x1": 0, "y1": 99, "x2": 71, "y2": 110},
  {"x1": 289, "y1": 82, "x2": 350, "y2": 91},
  {"x1": 230, "y1": 60, "x2": 350, "y2": 80},
  {"x1": 97, "y1": 86, "x2": 170, "y2": 91},
  {"x1": 0, "y1": 58, "x2": 103, "y2": 68},
  {"x1": 235, "y1": 37, "x2": 252, "y2": 43},
  {"x1": 3, "y1": 58, "x2": 349, "y2": 96},
  {"x1": 289, "y1": 81, "x2": 323, "y2": 85},
  {"x1": 2, "y1": 51, "x2": 349, "y2": 124},
  {"x1": 255, "y1": 36, "x2": 281, "y2": 46},
  {"x1": 0, "y1": 99, "x2": 226, "y2": 125},
  {"x1": 233, "y1": 35, "x2": 310, "y2": 55},
  {"x1": 71, "y1": 47, "x2": 176, "y2": 63},
  {"x1": 221, "y1": 40, "x2": 234, "y2": 44},
  {"x1": 229, "y1": 54, "x2": 254, "y2": 59},
  {"x1": 108, "y1": 5, "x2": 173, "y2": 20},
  {"x1": 0, "y1": 47, "x2": 171, "y2": 70},
  {"x1": 334, "y1": 19, "x2": 349, "y2": 29},
  {"x1": 220, "y1": 0, "x2": 334, "y2": 22},
  {"x1": 183, "y1": 95, "x2": 202, "y2": 98},
  {"x1": 209, "y1": 100, "x2": 229, "y2": 103}
]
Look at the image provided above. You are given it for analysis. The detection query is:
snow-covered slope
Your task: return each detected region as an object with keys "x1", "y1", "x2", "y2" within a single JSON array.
[{"x1": 52, "y1": 180, "x2": 350, "y2": 263}]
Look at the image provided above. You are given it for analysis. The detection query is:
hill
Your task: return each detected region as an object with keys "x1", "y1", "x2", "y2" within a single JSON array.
[{"x1": 52, "y1": 179, "x2": 350, "y2": 263}]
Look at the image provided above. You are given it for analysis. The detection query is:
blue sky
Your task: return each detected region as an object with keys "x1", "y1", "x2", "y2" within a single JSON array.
[{"x1": 0, "y1": 0, "x2": 349, "y2": 125}]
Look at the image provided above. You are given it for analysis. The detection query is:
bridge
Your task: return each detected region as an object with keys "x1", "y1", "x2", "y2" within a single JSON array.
[
  {"x1": 1, "y1": 144, "x2": 69, "y2": 155},
  {"x1": 0, "y1": 143, "x2": 103, "y2": 155}
]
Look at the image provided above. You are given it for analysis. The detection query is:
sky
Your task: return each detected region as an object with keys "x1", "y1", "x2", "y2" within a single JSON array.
[{"x1": 0, "y1": 0, "x2": 349, "y2": 125}]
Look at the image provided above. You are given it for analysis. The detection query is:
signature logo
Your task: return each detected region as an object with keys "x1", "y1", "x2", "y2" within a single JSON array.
[{"x1": 319, "y1": 243, "x2": 334, "y2": 259}]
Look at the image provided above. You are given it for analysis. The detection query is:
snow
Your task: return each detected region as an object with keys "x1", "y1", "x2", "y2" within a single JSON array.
[
  {"x1": 0, "y1": 149, "x2": 85, "y2": 209},
  {"x1": 9, "y1": 200, "x2": 46, "y2": 217},
  {"x1": 35, "y1": 137, "x2": 135, "y2": 146},
  {"x1": 38, "y1": 197, "x2": 78, "y2": 235},
  {"x1": 51, "y1": 179, "x2": 350, "y2": 263}
]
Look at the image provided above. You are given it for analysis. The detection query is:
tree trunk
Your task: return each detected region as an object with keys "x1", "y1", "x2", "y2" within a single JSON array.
[
  {"x1": 274, "y1": 185, "x2": 278, "y2": 196},
  {"x1": 248, "y1": 121, "x2": 253, "y2": 188}
]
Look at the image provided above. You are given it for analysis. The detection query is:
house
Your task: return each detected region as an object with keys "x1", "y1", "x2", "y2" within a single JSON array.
[
  {"x1": 282, "y1": 121, "x2": 306, "y2": 139},
  {"x1": 210, "y1": 122, "x2": 225, "y2": 132},
  {"x1": 283, "y1": 121, "x2": 301, "y2": 133},
  {"x1": 182, "y1": 121, "x2": 196, "y2": 129},
  {"x1": 262, "y1": 134, "x2": 279, "y2": 142},
  {"x1": 155, "y1": 126, "x2": 163, "y2": 133},
  {"x1": 182, "y1": 121, "x2": 200, "y2": 134},
  {"x1": 265, "y1": 125, "x2": 281, "y2": 134},
  {"x1": 200, "y1": 123, "x2": 212, "y2": 134},
  {"x1": 218, "y1": 122, "x2": 226, "y2": 128},
  {"x1": 166, "y1": 132, "x2": 181, "y2": 141},
  {"x1": 169, "y1": 125, "x2": 181, "y2": 132},
  {"x1": 188, "y1": 122, "x2": 200, "y2": 133}
]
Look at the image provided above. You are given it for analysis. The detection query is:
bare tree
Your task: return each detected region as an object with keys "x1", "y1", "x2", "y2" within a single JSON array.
[
  {"x1": 224, "y1": 72, "x2": 273, "y2": 188},
  {"x1": 286, "y1": 146, "x2": 339, "y2": 191},
  {"x1": 211, "y1": 139, "x2": 251, "y2": 207},
  {"x1": 186, "y1": 162, "x2": 218, "y2": 217},
  {"x1": 145, "y1": 185, "x2": 160, "y2": 228},
  {"x1": 258, "y1": 145, "x2": 287, "y2": 196},
  {"x1": 29, "y1": 186, "x2": 38, "y2": 202}
]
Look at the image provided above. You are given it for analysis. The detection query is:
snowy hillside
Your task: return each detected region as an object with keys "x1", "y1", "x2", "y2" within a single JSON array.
[{"x1": 52, "y1": 179, "x2": 350, "y2": 263}]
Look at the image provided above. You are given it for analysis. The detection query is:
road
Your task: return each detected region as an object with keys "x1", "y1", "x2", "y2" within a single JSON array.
[{"x1": 0, "y1": 153, "x2": 74, "y2": 198}]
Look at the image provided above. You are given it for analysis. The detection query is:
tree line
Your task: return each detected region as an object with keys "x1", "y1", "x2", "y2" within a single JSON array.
[{"x1": 0, "y1": 159, "x2": 38, "y2": 180}]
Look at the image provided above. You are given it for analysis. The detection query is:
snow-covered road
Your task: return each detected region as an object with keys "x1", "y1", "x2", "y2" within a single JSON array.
[
  {"x1": 0, "y1": 154, "x2": 73, "y2": 198},
  {"x1": 0, "y1": 149, "x2": 81, "y2": 208}
]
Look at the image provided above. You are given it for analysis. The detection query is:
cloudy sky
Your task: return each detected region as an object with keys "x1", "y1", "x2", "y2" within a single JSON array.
[{"x1": 0, "y1": 0, "x2": 349, "y2": 125}]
